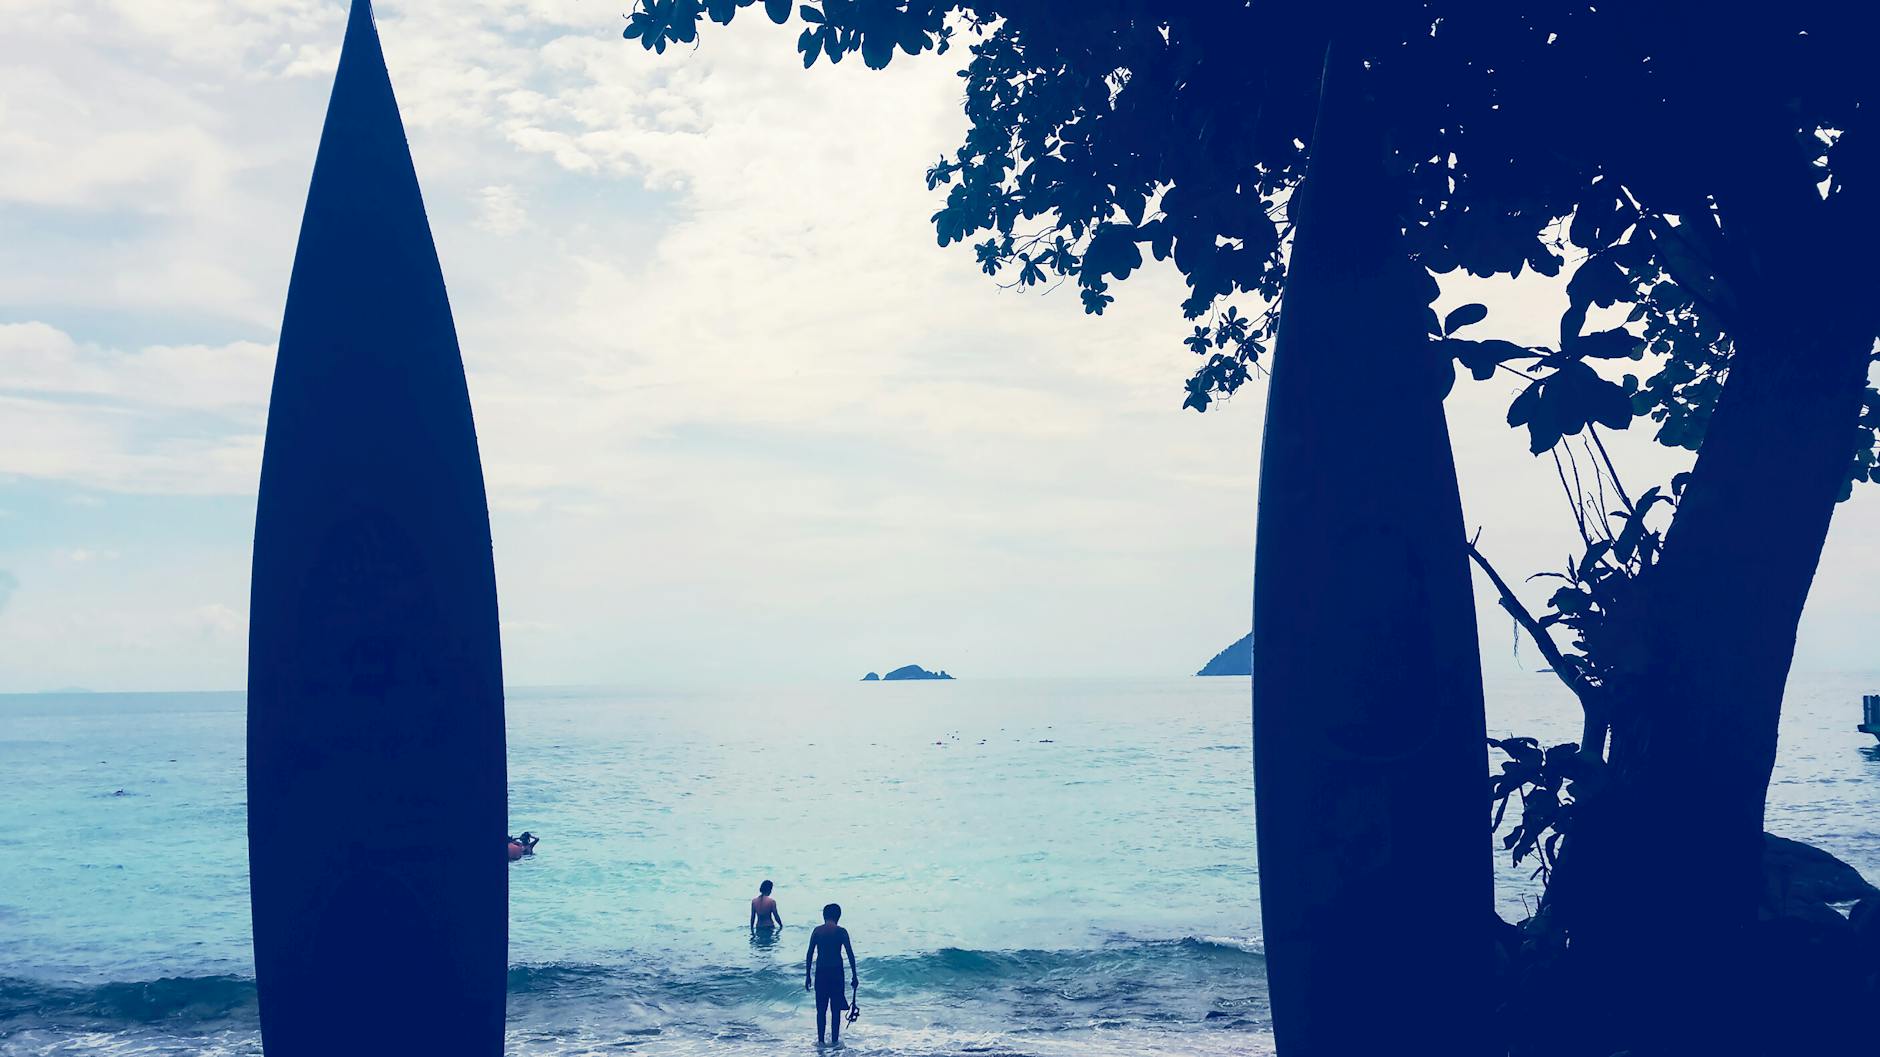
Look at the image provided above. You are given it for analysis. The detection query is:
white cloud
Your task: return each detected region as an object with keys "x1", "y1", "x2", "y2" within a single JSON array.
[
  {"x1": 190, "y1": 601, "x2": 246, "y2": 639},
  {"x1": 0, "y1": 321, "x2": 270, "y2": 494},
  {"x1": 0, "y1": 0, "x2": 1874, "y2": 689},
  {"x1": 473, "y1": 184, "x2": 529, "y2": 234},
  {"x1": 59, "y1": 547, "x2": 121, "y2": 563},
  {"x1": 0, "y1": 322, "x2": 273, "y2": 412}
]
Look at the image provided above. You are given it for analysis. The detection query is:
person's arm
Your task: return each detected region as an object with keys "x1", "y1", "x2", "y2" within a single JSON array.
[
  {"x1": 805, "y1": 933, "x2": 816, "y2": 990},
  {"x1": 773, "y1": 903, "x2": 783, "y2": 929},
  {"x1": 843, "y1": 929, "x2": 858, "y2": 986},
  {"x1": 750, "y1": 903, "x2": 758, "y2": 933}
]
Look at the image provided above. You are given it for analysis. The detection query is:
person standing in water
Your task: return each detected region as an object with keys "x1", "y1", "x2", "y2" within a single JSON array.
[
  {"x1": 750, "y1": 879, "x2": 783, "y2": 936},
  {"x1": 805, "y1": 903, "x2": 858, "y2": 1045}
]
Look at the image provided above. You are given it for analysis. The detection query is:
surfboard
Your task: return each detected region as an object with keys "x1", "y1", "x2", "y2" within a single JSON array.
[
  {"x1": 247, "y1": 3, "x2": 506, "y2": 1054},
  {"x1": 1250, "y1": 46, "x2": 1490, "y2": 1057}
]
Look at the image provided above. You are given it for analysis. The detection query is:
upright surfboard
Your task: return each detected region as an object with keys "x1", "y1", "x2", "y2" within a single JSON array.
[
  {"x1": 1251, "y1": 47, "x2": 1490, "y2": 1057},
  {"x1": 248, "y1": 3, "x2": 506, "y2": 1054}
]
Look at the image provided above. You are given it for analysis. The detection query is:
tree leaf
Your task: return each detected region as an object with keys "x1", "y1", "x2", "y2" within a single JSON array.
[
  {"x1": 1443, "y1": 337, "x2": 1532, "y2": 381},
  {"x1": 1443, "y1": 302, "x2": 1489, "y2": 335},
  {"x1": 1568, "y1": 327, "x2": 1642, "y2": 359}
]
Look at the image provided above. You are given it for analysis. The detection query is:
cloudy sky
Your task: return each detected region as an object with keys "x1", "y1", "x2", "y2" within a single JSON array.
[{"x1": 2, "y1": 0, "x2": 1875, "y2": 692}]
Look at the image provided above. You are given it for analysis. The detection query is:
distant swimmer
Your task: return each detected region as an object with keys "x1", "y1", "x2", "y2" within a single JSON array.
[
  {"x1": 505, "y1": 832, "x2": 539, "y2": 862},
  {"x1": 805, "y1": 903, "x2": 859, "y2": 1046},
  {"x1": 751, "y1": 879, "x2": 783, "y2": 935}
]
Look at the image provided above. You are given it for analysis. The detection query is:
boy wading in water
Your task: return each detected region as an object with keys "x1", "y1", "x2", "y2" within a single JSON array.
[
  {"x1": 805, "y1": 903, "x2": 858, "y2": 1045},
  {"x1": 750, "y1": 879, "x2": 782, "y2": 936}
]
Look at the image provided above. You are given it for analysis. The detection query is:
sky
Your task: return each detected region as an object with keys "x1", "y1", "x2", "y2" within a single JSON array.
[{"x1": 1, "y1": 0, "x2": 1875, "y2": 692}]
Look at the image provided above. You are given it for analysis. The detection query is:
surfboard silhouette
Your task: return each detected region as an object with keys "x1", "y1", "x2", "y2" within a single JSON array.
[
  {"x1": 1251, "y1": 46, "x2": 1489, "y2": 1055},
  {"x1": 247, "y1": 2, "x2": 507, "y2": 1053}
]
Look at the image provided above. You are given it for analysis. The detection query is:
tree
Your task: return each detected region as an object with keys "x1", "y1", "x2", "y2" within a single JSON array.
[
  {"x1": 1408, "y1": 9, "x2": 1879, "y2": 1052},
  {"x1": 1181, "y1": 5, "x2": 1878, "y2": 1048}
]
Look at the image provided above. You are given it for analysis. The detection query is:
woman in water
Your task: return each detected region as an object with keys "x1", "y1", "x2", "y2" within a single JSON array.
[{"x1": 750, "y1": 879, "x2": 782, "y2": 935}]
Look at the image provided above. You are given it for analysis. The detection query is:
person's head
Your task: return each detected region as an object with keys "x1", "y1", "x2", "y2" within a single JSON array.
[
  {"x1": 759, "y1": 879, "x2": 773, "y2": 896},
  {"x1": 822, "y1": 903, "x2": 841, "y2": 923},
  {"x1": 519, "y1": 831, "x2": 534, "y2": 841}
]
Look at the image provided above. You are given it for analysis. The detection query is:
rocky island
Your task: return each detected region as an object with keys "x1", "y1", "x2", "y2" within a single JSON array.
[
  {"x1": 1196, "y1": 632, "x2": 1252, "y2": 676},
  {"x1": 861, "y1": 664, "x2": 954, "y2": 681}
]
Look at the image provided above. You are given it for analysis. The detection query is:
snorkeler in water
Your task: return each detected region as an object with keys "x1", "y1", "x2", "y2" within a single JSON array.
[
  {"x1": 750, "y1": 879, "x2": 783, "y2": 935},
  {"x1": 805, "y1": 903, "x2": 858, "y2": 1045}
]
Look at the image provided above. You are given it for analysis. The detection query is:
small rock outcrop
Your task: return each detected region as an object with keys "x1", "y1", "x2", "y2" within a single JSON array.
[
  {"x1": 861, "y1": 672, "x2": 880, "y2": 681},
  {"x1": 1763, "y1": 832, "x2": 1880, "y2": 914},
  {"x1": 878, "y1": 664, "x2": 952, "y2": 681},
  {"x1": 1196, "y1": 632, "x2": 1252, "y2": 676}
]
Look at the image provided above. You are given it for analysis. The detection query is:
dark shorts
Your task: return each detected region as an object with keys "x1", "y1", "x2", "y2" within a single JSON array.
[{"x1": 815, "y1": 976, "x2": 849, "y2": 1014}]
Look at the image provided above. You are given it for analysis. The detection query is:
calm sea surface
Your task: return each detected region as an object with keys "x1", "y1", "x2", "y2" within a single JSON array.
[{"x1": 2, "y1": 673, "x2": 1876, "y2": 1056}]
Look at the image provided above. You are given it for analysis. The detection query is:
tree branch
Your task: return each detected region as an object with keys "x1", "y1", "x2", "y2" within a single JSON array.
[
  {"x1": 1587, "y1": 425, "x2": 1634, "y2": 515},
  {"x1": 1640, "y1": 212, "x2": 1741, "y2": 330},
  {"x1": 1551, "y1": 447, "x2": 1592, "y2": 547},
  {"x1": 1584, "y1": 436, "x2": 1612, "y2": 535},
  {"x1": 1466, "y1": 537, "x2": 1608, "y2": 757}
]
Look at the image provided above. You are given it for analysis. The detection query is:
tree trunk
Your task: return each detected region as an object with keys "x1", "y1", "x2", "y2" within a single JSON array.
[
  {"x1": 1554, "y1": 170, "x2": 1874, "y2": 1051},
  {"x1": 1252, "y1": 45, "x2": 1491, "y2": 1057}
]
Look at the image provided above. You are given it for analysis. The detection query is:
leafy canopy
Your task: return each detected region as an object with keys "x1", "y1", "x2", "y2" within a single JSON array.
[{"x1": 623, "y1": 1, "x2": 1877, "y2": 487}]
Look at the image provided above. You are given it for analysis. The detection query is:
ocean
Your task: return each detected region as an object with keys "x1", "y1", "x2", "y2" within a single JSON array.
[{"x1": 3, "y1": 673, "x2": 1876, "y2": 1056}]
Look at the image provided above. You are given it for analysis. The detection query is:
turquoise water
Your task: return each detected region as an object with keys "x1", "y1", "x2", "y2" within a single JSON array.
[{"x1": 2, "y1": 674, "x2": 1877, "y2": 1055}]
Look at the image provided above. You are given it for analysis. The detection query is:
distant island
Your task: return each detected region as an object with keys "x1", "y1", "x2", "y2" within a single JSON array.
[
  {"x1": 1196, "y1": 632, "x2": 1252, "y2": 676},
  {"x1": 862, "y1": 664, "x2": 954, "y2": 681}
]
